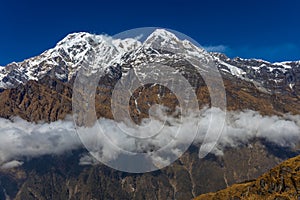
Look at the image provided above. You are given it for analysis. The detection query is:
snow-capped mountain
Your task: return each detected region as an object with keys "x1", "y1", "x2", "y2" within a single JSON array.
[
  {"x1": 0, "y1": 29, "x2": 299, "y2": 95},
  {"x1": 212, "y1": 53, "x2": 300, "y2": 93},
  {"x1": 0, "y1": 32, "x2": 141, "y2": 89}
]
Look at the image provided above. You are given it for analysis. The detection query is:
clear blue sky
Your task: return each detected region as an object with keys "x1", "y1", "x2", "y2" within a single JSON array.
[{"x1": 0, "y1": 0, "x2": 299, "y2": 65}]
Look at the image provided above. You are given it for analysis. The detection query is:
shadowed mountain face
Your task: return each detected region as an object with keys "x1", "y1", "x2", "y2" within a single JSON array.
[
  {"x1": 0, "y1": 29, "x2": 299, "y2": 199},
  {"x1": 1, "y1": 143, "x2": 297, "y2": 200}
]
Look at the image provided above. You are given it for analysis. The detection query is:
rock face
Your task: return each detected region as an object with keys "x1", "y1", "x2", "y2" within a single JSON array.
[
  {"x1": 1, "y1": 72, "x2": 300, "y2": 123},
  {"x1": 195, "y1": 154, "x2": 300, "y2": 200},
  {"x1": 0, "y1": 29, "x2": 299, "y2": 200}
]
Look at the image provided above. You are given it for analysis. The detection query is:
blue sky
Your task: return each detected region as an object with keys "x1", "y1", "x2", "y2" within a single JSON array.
[{"x1": 0, "y1": 0, "x2": 299, "y2": 65}]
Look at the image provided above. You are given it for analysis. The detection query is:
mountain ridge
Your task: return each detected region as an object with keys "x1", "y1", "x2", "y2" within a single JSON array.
[
  {"x1": 0, "y1": 29, "x2": 300, "y2": 124},
  {"x1": 0, "y1": 29, "x2": 299, "y2": 96}
]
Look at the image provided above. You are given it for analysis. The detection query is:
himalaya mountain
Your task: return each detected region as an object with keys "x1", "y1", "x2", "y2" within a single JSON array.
[
  {"x1": 0, "y1": 29, "x2": 300, "y2": 122},
  {"x1": 1, "y1": 29, "x2": 300, "y2": 93},
  {"x1": 0, "y1": 29, "x2": 299, "y2": 199}
]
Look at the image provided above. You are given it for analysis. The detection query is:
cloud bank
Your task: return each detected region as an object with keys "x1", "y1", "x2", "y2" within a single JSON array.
[{"x1": 0, "y1": 108, "x2": 299, "y2": 169}]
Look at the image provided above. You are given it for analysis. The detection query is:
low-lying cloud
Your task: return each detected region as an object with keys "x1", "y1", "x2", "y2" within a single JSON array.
[
  {"x1": 198, "y1": 109, "x2": 300, "y2": 156},
  {"x1": 0, "y1": 117, "x2": 81, "y2": 169},
  {"x1": 0, "y1": 107, "x2": 299, "y2": 169}
]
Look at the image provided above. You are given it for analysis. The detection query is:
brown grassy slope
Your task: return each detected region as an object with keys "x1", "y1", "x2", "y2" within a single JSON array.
[
  {"x1": 0, "y1": 74, "x2": 300, "y2": 123},
  {"x1": 195, "y1": 155, "x2": 300, "y2": 200}
]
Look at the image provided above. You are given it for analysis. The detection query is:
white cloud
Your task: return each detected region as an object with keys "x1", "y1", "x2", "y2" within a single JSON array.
[
  {"x1": 0, "y1": 108, "x2": 299, "y2": 169},
  {"x1": 0, "y1": 117, "x2": 81, "y2": 167},
  {"x1": 134, "y1": 34, "x2": 144, "y2": 40},
  {"x1": 203, "y1": 45, "x2": 229, "y2": 53},
  {"x1": 0, "y1": 160, "x2": 23, "y2": 169},
  {"x1": 79, "y1": 154, "x2": 98, "y2": 166}
]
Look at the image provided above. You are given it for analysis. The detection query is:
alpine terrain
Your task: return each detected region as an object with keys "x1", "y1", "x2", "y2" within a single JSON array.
[{"x1": 0, "y1": 29, "x2": 299, "y2": 200}]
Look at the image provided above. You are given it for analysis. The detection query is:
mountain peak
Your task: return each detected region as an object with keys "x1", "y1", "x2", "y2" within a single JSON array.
[
  {"x1": 0, "y1": 32, "x2": 135, "y2": 89},
  {"x1": 143, "y1": 29, "x2": 181, "y2": 49},
  {"x1": 147, "y1": 29, "x2": 179, "y2": 40},
  {"x1": 56, "y1": 32, "x2": 92, "y2": 46}
]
